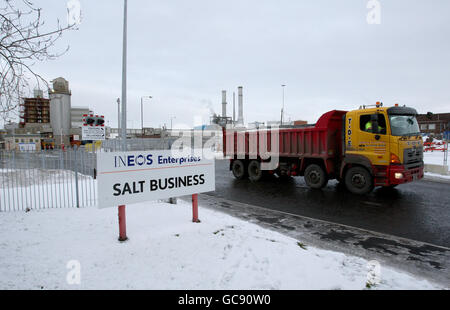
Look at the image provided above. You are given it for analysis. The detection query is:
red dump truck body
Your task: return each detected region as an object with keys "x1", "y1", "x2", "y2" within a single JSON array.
[{"x1": 223, "y1": 110, "x2": 347, "y2": 177}]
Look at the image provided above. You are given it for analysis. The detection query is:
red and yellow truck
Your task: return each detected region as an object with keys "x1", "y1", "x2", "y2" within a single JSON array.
[{"x1": 223, "y1": 103, "x2": 424, "y2": 194}]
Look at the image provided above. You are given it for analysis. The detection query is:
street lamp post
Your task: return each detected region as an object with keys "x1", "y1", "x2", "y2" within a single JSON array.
[
  {"x1": 118, "y1": 0, "x2": 128, "y2": 243},
  {"x1": 141, "y1": 96, "x2": 152, "y2": 137},
  {"x1": 121, "y1": 0, "x2": 127, "y2": 151},
  {"x1": 117, "y1": 98, "x2": 120, "y2": 135}
]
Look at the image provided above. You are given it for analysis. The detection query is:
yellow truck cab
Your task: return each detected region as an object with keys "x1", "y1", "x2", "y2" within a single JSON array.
[{"x1": 343, "y1": 103, "x2": 424, "y2": 194}]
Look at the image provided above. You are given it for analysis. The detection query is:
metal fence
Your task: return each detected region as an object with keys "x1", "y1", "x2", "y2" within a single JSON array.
[
  {"x1": 0, "y1": 148, "x2": 97, "y2": 212},
  {"x1": 102, "y1": 137, "x2": 177, "y2": 152},
  {"x1": 0, "y1": 134, "x2": 222, "y2": 212}
]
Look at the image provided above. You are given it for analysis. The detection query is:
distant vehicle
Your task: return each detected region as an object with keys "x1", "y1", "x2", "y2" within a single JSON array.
[{"x1": 223, "y1": 103, "x2": 424, "y2": 194}]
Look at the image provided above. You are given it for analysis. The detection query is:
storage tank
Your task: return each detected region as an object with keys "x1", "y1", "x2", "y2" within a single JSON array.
[{"x1": 49, "y1": 77, "x2": 72, "y2": 145}]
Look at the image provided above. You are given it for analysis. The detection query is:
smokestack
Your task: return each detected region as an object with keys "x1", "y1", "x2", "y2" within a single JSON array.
[
  {"x1": 222, "y1": 90, "x2": 227, "y2": 118},
  {"x1": 237, "y1": 86, "x2": 244, "y2": 125},
  {"x1": 233, "y1": 92, "x2": 236, "y2": 123}
]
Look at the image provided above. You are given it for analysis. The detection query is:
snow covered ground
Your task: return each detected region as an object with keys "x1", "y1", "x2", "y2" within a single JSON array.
[
  {"x1": 0, "y1": 201, "x2": 443, "y2": 290},
  {"x1": 424, "y1": 151, "x2": 448, "y2": 168},
  {"x1": 422, "y1": 136, "x2": 448, "y2": 170},
  {"x1": 423, "y1": 151, "x2": 449, "y2": 179}
]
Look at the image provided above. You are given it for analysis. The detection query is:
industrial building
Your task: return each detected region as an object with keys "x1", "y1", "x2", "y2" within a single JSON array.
[
  {"x1": 71, "y1": 107, "x2": 92, "y2": 129},
  {"x1": 417, "y1": 112, "x2": 450, "y2": 138},
  {"x1": 3, "y1": 133, "x2": 43, "y2": 151},
  {"x1": 211, "y1": 86, "x2": 245, "y2": 128},
  {"x1": 20, "y1": 90, "x2": 50, "y2": 125},
  {"x1": 49, "y1": 77, "x2": 72, "y2": 147},
  {"x1": 0, "y1": 77, "x2": 104, "y2": 150},
  {"x1": 210, "y1": 86, "x2": 308, "y2": 130}
]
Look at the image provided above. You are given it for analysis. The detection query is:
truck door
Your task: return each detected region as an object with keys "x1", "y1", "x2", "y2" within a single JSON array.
[{"x1": 354, "y1": 112, "x2": 390, "y2": 166}]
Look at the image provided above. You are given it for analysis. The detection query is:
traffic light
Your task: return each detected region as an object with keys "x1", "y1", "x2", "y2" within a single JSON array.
[
  {"x1": 83, "y1": 115, "x2": 105, "y2": 127},
  {"x1": 97, "y1": 118, "x2": 105, "y2": 126}
]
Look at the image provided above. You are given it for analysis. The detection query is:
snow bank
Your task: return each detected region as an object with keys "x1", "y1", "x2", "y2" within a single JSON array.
[
  {"x1": 424, "y1": 152, "x2": 448, "y2": 169},
  {"x1": 0, "y1": 201, "x2": 442, "y2": 290}
]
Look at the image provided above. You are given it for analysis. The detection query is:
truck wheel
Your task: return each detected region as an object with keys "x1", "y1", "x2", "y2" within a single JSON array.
[
  {"x1": 248, "y1": 160, "x2": 264, "y2": 182},
  {"x1": 231, "y1": 160, "x2": 247, "y2": 180},
  {"x1": 345, "y1": 166, "x2": 374, "y2": 195},
  {"x1": 304, "y1": 164, "x2": 328, "y2": 189}
]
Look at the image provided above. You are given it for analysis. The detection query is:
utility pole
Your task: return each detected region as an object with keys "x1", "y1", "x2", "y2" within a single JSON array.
[
  {"x1": 117, "y1": 98, "x2": 121, "y2": 135},
  {"x1": 281, "y1": 84, "x2": 286, "y2": 126},
  {"x1": 121, "y1": 0, "x2": 128, "y2": 151},
  {"x1": 118, "y1": 0, "x2": 128, "y2": 243}
]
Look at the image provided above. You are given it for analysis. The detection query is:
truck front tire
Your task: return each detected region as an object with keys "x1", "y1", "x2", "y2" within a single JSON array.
[
  {"x1": 248, "y1": 160, "x2": 264, "y2": 182},
  {"x1": 345, "y1": 166, "x2": 374, "y2": 195},
  {"x1": 304, "y1": 164, "x2": 328, "y2": 189},
  {"x1": 231, "y1": 160, "x2": 247, "y2": 180}
]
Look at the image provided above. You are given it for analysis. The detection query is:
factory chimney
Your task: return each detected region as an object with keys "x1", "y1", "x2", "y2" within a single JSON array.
[
  {"x1": 222, "y1": 90, "x2": 227, "y2": 118},
  {"x1": 233, "y1": 92, "x2": 236, "y2": 123},
  {"x1": 237, "y1": 86, "x2": 244, "y2": 125}
]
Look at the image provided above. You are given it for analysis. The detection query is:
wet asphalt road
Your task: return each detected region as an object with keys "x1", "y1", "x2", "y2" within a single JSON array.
[{"x1": 208, "y1": 160, "x2": 450, "y2": 248}]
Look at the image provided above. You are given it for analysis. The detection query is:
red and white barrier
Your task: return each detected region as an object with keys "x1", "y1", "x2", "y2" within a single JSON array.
[{"x1": 424, "y1": 141, "x2": 448, "y2": 152}]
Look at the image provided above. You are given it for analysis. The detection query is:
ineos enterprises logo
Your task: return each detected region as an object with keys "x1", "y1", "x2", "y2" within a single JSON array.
[{"x1": 115, "y1": 154, "x2": 154, "y2": 168}]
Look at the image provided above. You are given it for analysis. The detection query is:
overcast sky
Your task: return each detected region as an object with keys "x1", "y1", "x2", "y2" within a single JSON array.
[{"x1": 22, "y1": 0, "x2": 450, "y2": 128}]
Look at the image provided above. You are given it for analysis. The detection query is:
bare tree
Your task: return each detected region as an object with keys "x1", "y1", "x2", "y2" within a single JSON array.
[{"x1": 0, "y1": 0, "x2": 79, "y2": 123}]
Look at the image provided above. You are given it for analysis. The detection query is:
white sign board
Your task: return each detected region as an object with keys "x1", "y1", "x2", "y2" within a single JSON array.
[
  {"x1": 97, "y1": 150, "x2": 215, "y2": 209},
  {"x1": 82, "y1": 126, "x2": 105, "y2": 141},
  {"x1": 18, "y1": 143, "x2": 36, "y2": 152}
]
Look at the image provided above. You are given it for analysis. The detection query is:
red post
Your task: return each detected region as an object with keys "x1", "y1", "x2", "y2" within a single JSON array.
[
  {"x1": 192, "y1": 194, "x2": 200, "y2": 223},
  {"x1": 118, "y1": 205, "x2": 128, "y2": 241}
]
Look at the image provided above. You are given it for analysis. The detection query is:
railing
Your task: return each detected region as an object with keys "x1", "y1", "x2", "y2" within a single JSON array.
[
  {"x1": 0, "y1": 133, "x2": 223, "y2": 212},
  {"x1": 0, "y1": 148, "x2": 97, "y2": 212},
  {"x1": 423, "y1": 141, "x2": 448, "y2": 152}
]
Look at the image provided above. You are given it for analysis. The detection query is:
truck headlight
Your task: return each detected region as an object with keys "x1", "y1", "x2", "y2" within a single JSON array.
[{"x1": 395, "y1": 173, "x2": 404, "y2": 179}]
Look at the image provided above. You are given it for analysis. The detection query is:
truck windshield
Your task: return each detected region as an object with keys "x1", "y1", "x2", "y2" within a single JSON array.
[{"x1": 389, "y1": 115, "x2": 420, "y2": 136}]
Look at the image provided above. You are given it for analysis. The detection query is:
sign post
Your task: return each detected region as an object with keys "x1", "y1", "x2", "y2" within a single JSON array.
[
  {"x1": 96, "y1": 150, "x2": 215, "y2": 239},
  {"x1": 192, "y1": 194, "x2": 200, "y2": 223},
  {"x1": 118, "y1": 205, "x2": 127, "y2": 241},
  {"x1": 120, "y1": 0, "x2": 128, "y2": 242},
  {"x1": 82, "y1": 126, "x2": 106, "y2": 141},
  {"x1": 82, "y1": 115, "x2": 106, "y2": 141}
]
